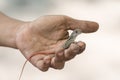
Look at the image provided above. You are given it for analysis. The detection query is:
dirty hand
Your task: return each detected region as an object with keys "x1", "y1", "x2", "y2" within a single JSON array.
[{"x1": 16, "y1": 15, "x2": 99, "y2": 71}]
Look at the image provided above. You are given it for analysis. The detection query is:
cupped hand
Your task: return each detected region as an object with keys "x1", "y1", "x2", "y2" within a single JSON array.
[{"x1": 16, "y1": 15, "x2": 99, "y2": 71}]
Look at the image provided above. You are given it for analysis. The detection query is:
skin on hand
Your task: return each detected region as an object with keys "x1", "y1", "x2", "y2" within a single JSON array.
[{"x1": 16, "y1": 15, "x2": 99, "y2": 71}]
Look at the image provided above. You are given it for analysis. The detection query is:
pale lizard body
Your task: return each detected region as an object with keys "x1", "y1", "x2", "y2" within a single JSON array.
[{"x1": 62, "y1": 29, "x2": 82, "y2": 49}]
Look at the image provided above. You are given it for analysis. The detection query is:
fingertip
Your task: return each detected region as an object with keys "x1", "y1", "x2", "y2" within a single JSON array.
[
  {"x1": 77, "y1": 41, "x2": 86, "y2": 53},
  {"x1": 77, "y1": 41, "x2": 86, "y2": 47},
  {"x1": 86, "y1": 21, "x2": 99, "y2": 33},
  {"x1": 79, "y1": 21, "x2": 99, "y2": 33}
]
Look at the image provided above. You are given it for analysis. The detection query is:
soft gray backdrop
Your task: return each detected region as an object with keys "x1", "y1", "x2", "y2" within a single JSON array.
[{"x1": 0, "y1": 0, "x2": 120, "y2": 80}]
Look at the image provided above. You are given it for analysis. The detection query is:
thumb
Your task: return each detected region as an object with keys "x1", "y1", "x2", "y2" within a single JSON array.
[{"x1": 65, "y1": 16, "x2": 99, "y2": 33}]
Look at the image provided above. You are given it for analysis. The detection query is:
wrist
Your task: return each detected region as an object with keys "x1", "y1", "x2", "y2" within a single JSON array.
[
  {"x1": 0, "y1": 15, "x2": 27, "y2": 48},
  {"x1": 10, "y1": 21, "x2": 28, "y2": 49}
]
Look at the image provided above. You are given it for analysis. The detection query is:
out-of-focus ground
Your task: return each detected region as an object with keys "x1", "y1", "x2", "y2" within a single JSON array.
[{"x1": 0, "y1": 0, "x2": 120, "y2": 80}]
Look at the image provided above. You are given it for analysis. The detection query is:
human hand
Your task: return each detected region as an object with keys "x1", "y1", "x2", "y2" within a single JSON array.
[{"x1": 16, "y1": 15, "x2": 99, "y2": 71}]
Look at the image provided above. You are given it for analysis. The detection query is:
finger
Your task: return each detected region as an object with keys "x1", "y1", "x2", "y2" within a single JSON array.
[
  {"x1": 51, "y1": 57, "x2": 65, "y2": 69},
  {"x1": 64, "y1": 43, "x2": 79, "y2": 61},
  {"x1": 30, "y1": 54, "x2": 49, "y2": 72},
  {"x1": 30, "y1": 54, "x2": 45, "y2": 66},
  {"x1": 43, "y1": 55, "x2": 53, "y2": 67},
  {"x1": 65, "y1": 16, "x2": 99, "y2": 33},
  {"x1": 64, "y1": 41, "x2": 86, "y2": 61},
  {"x1": 54, "y1": 51, "x2": 65, "y2": 62},
  {"x1": 36, "y1": 60, "x2": 49, "y2": 72},
  {"x1": 53, "y1": 42, "x2": 66, "y2": 62}
]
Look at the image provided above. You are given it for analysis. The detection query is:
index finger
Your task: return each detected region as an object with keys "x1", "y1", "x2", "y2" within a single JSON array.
[{"x1": 65, "y1": 16, "x2": 99, "y2": 33}]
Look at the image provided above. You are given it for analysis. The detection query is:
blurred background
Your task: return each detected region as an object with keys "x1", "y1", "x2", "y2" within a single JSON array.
[{"x1": 0, "y1": 0, "x2": 120, "y2": 80}]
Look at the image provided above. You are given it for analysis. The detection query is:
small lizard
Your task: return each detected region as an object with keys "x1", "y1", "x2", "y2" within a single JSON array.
[{"x1": 62, "y1": 29, "x2": 82, "y2": 49}]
